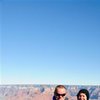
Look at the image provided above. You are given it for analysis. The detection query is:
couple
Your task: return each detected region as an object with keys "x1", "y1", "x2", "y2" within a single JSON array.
[{"x1": 53, "y1": 85, "x2": 89, "y2": 100}]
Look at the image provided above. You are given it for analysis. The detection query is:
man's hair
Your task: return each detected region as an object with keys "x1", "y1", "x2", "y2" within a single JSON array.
[{"x1": 54, "y1": 85, "x2": 67, "y2": 95}]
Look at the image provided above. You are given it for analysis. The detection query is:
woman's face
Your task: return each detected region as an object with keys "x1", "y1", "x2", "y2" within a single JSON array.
[{"x1": 78, "y1": 93, "x2": 87, "y2": 100}]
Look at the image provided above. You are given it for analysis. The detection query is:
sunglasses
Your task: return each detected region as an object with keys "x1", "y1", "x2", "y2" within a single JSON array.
[{"x1": 56, "y1": 93, "x2": 66, "y2": 97}]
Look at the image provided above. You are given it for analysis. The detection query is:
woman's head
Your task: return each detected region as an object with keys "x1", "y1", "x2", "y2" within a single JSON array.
[{"x1": 77, "y1": 89, "x2": 89, "y2": 100}]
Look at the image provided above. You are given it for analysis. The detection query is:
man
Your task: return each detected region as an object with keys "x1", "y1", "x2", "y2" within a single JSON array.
[{"x1": 53, "y1": 85, "x2": 68, "y2": 100}]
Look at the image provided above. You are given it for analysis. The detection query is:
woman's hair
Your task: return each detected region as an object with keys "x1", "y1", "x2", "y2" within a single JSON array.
[{"x1": 77, "y1": 89, "x2": 89, "y2": 100}]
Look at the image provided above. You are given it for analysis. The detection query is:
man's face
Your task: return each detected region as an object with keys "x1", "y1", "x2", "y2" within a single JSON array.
[{"x1": 55, "y1": 87, "x2": 66, "y2": 100}]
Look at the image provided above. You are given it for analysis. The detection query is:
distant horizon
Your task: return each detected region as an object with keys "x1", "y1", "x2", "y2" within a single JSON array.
[{"x1": 0, "y1": 83, "x2": 100, "y2": 86}]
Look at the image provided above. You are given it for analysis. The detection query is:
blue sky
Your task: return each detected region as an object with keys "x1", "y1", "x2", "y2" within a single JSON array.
[{"x1": 1, "y1": 0, "x2": 100, "y2": 85}]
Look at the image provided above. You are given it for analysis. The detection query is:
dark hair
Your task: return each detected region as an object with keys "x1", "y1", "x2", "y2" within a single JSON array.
[
  {"x1": 54, "y1": 85, "x2": 67, "y2": 96},
  {"x1": 77, "y1": 89, "x2": 89, "y2": 100}
]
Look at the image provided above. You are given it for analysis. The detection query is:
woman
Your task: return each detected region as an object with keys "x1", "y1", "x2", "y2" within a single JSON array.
[{"x1": 77, "y1": 89, "x2": 89, "y2": 100}]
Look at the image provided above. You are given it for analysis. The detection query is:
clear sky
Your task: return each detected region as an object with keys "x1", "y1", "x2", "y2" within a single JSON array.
[{"x1": 1, "y1": 0, "x2": 100, "y2": 85}]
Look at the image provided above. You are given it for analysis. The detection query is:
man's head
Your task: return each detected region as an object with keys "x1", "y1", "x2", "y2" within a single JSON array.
[{"x1": 54, "y1": 85, "x2": 67, "y2": 100}]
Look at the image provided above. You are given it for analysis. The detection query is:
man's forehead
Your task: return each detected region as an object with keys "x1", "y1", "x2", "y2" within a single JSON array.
[{"x1": 57, "y1": 87, "x2": 66, "y2": 92}]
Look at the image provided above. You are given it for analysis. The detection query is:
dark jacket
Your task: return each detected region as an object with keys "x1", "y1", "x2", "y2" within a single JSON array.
[{"x1": 52, "y1": 96, "x2": 68, "y2": 100}]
